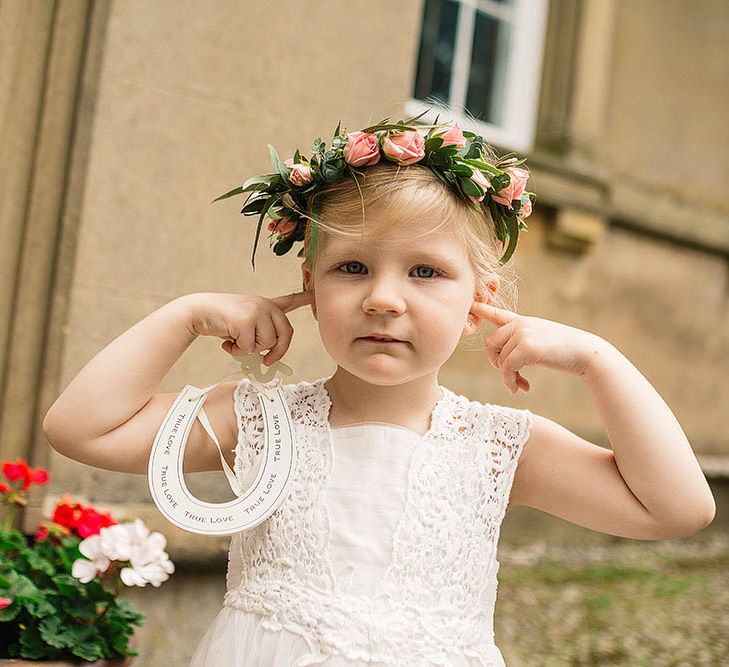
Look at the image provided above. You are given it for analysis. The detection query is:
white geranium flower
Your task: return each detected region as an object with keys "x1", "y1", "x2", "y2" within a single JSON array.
[
  {"x1": 120, "y1": 559, "x2": 174, "y2": 587},
  {"x1": 71, "y1": 518, "x2": 174, "y2": 588},
  {"x1": 123, "y1": 521, "x2": 175, "y2": 587},
  {"x1": 71, "y1": 557, "x2": 100, "y2": 584},
  {"x1": 98, "y1": 522, "x2": 135, "y2": 560},
  {"x1": 71, "y1": 534, "x2": 111, "y2": 583}
]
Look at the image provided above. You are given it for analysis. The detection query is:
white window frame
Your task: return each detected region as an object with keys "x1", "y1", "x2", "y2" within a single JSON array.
[{"x1": 406, "y1": 0, "x2": 549, "y2": 153}]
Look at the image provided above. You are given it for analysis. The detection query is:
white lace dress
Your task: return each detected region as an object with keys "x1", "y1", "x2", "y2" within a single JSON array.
[{"x1": 189, "y1": 376, "x2": 532, "y2": 667}]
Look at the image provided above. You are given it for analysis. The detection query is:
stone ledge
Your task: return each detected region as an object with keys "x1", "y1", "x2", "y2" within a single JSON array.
[
  {"x1": 525, "y1": 148, "x2": 728, "y2": 256},
  {"x1": 696, "y1": 455, "x2": 729, "y2": 480}
]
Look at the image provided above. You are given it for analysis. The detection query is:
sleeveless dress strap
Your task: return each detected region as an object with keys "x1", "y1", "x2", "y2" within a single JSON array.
[{"x1": 196, "y1": 407, "x2": 243, "y2": 497}]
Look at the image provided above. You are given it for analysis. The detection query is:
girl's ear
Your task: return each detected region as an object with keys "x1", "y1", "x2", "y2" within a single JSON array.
[
  {"x1": 301, "y1": 264, "x2": 317, "y2": 320},
  {"x1": 463, "y1": 280, "x2": 499, "y2": 334}
]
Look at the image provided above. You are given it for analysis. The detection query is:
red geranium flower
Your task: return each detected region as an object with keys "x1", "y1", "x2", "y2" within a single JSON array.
[
  {"x1": 2, "y1": 458, "x2": 49, "y2": 489},
  {"x1": 76, "y1": 507, "x2": 116, "y2": 538},
  {"x1": 51, "y1": 499, "x2": 116, "y2": 538},
  {"x1": 34, "y1": 520, "x2": 71, "y2": 543}
]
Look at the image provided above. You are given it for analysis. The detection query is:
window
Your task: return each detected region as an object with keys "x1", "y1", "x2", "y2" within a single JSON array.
[{"x1": 408, "y1": 0, "x2": 549, "y2": 152}]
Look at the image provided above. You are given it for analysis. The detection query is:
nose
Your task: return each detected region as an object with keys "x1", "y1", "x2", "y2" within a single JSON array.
[{"x1": 361, "y1": 273, "x2": 406, "y2": 315}]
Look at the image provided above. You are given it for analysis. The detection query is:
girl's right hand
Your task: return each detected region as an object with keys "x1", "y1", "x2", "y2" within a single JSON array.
[{"x1": 184, "y1": 291, "x2": 315, "y2": 367}]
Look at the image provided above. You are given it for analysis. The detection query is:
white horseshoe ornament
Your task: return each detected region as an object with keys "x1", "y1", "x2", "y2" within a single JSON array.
[{"x1": 147, "y1": 353, "x2": 297, "y2": 535}]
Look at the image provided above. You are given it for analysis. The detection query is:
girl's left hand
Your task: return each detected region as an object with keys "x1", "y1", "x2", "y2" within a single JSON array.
[{"x1": 474, "y1": 302, "x2": 603, "y2": 394}]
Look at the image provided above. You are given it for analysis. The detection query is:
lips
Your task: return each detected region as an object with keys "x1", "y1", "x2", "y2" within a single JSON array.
[{"x1": 358, "y1": 334, "x2": 407, "y2": 343}]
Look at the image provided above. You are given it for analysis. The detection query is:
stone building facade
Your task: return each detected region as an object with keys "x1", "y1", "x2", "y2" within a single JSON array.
[{"x1": 1, "y1": 0, "x2": 727, "y2": 663}]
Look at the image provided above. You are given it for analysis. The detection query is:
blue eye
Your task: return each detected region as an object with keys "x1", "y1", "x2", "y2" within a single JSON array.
[
  {"x1": 336, "y1": 262, "x2": 442, "y2": 279},
  {"x1": 338, "y1": 261, "x2": 365, "y2": 275},
  {"x1": 413, "y1": 266, "x2": 438, "y2": 279}
]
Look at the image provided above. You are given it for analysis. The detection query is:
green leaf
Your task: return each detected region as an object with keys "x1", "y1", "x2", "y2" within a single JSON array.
[
  {"x1": 403, "y1": 108, "x2": 431, "y2": 125},
  {"x1": 40, "y1": 615, "x2": 76, "y2": 649},
  {"x1": 459, "y1": 158, "x2": 502, "y2": 176},
  {"x1": 462, "y1": 142, "x2": 483, "y2": 160},
  {"x1": 449, "y1": 161, "x2": 474, "y2": 177},
  {"x1": 424, "y1": 136, "x2": 444, "y2": 152},
  {"x1": 273, "y1": 229, "x2": 299, "y2": 256},
  {"x1": 0, "y1": 528, "x2": 27, "y2": 551},
  {"x1": 311, "y1": 137, "x2": 325, "y2": 155},
  {"x1": 307, "y1": 200, "x2": 321, "y2": 265},
  {"x1": 267, "y1": 144, "x2": 291, "y2": 184},
  {"x1": 491, "y1": 173, "x2": 511, "y2": 192},
  {"x1": 242, "y1": 172, "x2": 280, "y2": 191},
  {"x1": 61, "y1": 595, "x2": 98, "y2": 619},
  {"x1": 240, "y1": 196, "x2": 269, "y2": 215},
  {"x1": 51, "y1": 573, "x2": 86, "y2": 596},
  {"x1": 251, "y1": 195, "x2": 280, "y2": 271},
  {"x1": 458, "y1": 177, "x2": 484, "y2": 198},
  {"x1": 26, "y1": 548, "x2": 55, "y2": 576},
  {"x1": 116, "y1": 598, "x2": 146, "y2": 626},
  {"x1": 19, "y1": 624, "x2": 48, "y2": 660},
  {"x1": 321, "y1": 157, "x2": 346, "y2": 183},
  {"x1": 360, "y1": 122, "x2": 417, "y2": 134},
  {"x1": 210, "y1": 185, "x2": 245, "y2": 203},
  {"x1": 70, "y1": 626, "x2": 106, "y2": 662}
]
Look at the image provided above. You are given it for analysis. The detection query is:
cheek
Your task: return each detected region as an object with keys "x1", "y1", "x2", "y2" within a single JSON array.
[{"x1": 316, "y1": 284, "x2": 349, "y2": 312}]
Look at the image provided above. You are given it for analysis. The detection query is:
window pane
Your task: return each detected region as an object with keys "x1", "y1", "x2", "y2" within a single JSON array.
[
  {"x1": 465, "y1": 10, "x2": 511, "y2": 125},
  {"x1": 413, "y1": 0, "x2": 460, "y2": 105}
]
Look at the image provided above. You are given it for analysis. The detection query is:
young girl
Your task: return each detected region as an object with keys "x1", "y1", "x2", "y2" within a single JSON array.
[{"x1": 42, "y1": 114, "x2": 716, "y2": 667}]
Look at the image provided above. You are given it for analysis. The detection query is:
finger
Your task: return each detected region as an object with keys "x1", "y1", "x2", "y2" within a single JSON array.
[
  {"x1": 270, "y1": 290, "x2": 315, "y2": 313},
  {"x1": 262, "y1": 308, "x2": 294, "y2": 366},
  {"x1": 471, "y1": 302, "x2": 518, "y2": 326},
  {"x1": 500, "y1": 343, "x2": 524, "y2": 394},
  {"x1": 515, "y1": 373, "x2": 530, "y2": 392},
  {"x1": 253, "y1": 316, "x2": 278, "y2": 355},
  {"x1": 483, "y1": 322, "x2": 515, "y2": 368}
]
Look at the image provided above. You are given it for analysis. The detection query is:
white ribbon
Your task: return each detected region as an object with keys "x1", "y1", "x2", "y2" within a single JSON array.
[{"x1": 147, "y1": 353, "x2": 297, "y2": 535}]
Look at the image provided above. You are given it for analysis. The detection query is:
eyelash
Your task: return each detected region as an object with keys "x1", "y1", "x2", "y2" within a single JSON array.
[{"x1": 334, "y1": 261, "x2": 445, "y2": 280}]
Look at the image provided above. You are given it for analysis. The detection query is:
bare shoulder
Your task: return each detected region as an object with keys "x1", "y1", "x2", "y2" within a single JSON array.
[{"x1": 506, "y1": 412, "x2": 672, "y2": 540}]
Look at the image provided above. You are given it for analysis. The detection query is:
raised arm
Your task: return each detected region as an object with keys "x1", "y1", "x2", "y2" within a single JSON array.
[
  {"x1": 43, "y1": 296, "x2": 196, "y2": 448},
  {"x1": 473, "y1": 301, "x2": 716, "y2": 540},
  {"x1": 42, "y1": 290, "x2": 313, "y2": 474},
  {"x1": 41, "y1": 295, "x2": 236, "y2": 474}
]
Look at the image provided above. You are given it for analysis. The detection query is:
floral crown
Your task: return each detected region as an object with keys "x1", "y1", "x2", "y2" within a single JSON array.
[{"x1": 213, "y1": 109, "x2": 535, "y2": 269}]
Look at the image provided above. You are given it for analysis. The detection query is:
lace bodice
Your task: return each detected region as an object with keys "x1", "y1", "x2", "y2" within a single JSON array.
[{"x1": 223, "y1": 376, "x2": 532, "y2": 666}]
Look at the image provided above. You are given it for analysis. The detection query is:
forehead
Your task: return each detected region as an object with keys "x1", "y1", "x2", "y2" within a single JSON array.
[{"x1": 319, "y1": 217, "x2": 467, "y2": 261}]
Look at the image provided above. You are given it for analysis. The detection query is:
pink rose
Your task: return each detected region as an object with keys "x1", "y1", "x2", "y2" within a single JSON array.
[
  {"x1": 268, "y1": 216, "x2": 297, "y2": 239},
  {"x1": 0, "y1": 598, "x2": 12, "y2": 610},
  {"x1": 284, "y1": 158, "x2": 313, "y2": 186},
  {"x1": 433, "y1": 123, "x2": 466, "y2": 149},
  {"x1": 517, "y1": 194, "x2": 532, "y2": 221},
  {"x1": 343, "y1": 131, "x2": 381, "y2": 167},
  {"x1": 491, "y1": 167, "x2": 530, "y2": 209},
  {"x1": 381, "y1": 130, "x2": 426, "y2": 166},
  {"x1": 468, "y1": 169, "x2": 491, "y2": 202}
]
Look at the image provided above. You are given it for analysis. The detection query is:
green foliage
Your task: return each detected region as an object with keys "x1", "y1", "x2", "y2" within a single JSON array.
[
  {"x1": 213, "y1": 105, "x2": 536, "y2": 269},
  {"x1": 0, "y1": 527, "x2": 144, "y2": 661}
]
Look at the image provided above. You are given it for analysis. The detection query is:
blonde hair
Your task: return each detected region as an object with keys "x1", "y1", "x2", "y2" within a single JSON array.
[{"x1": 299, "y1": 159, "x2": 520, "y2": 351}]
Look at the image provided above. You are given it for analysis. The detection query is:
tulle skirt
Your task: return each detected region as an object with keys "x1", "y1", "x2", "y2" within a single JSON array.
[{"x1": 189, "y1": 606, "x2": 506, "y2": 667}]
